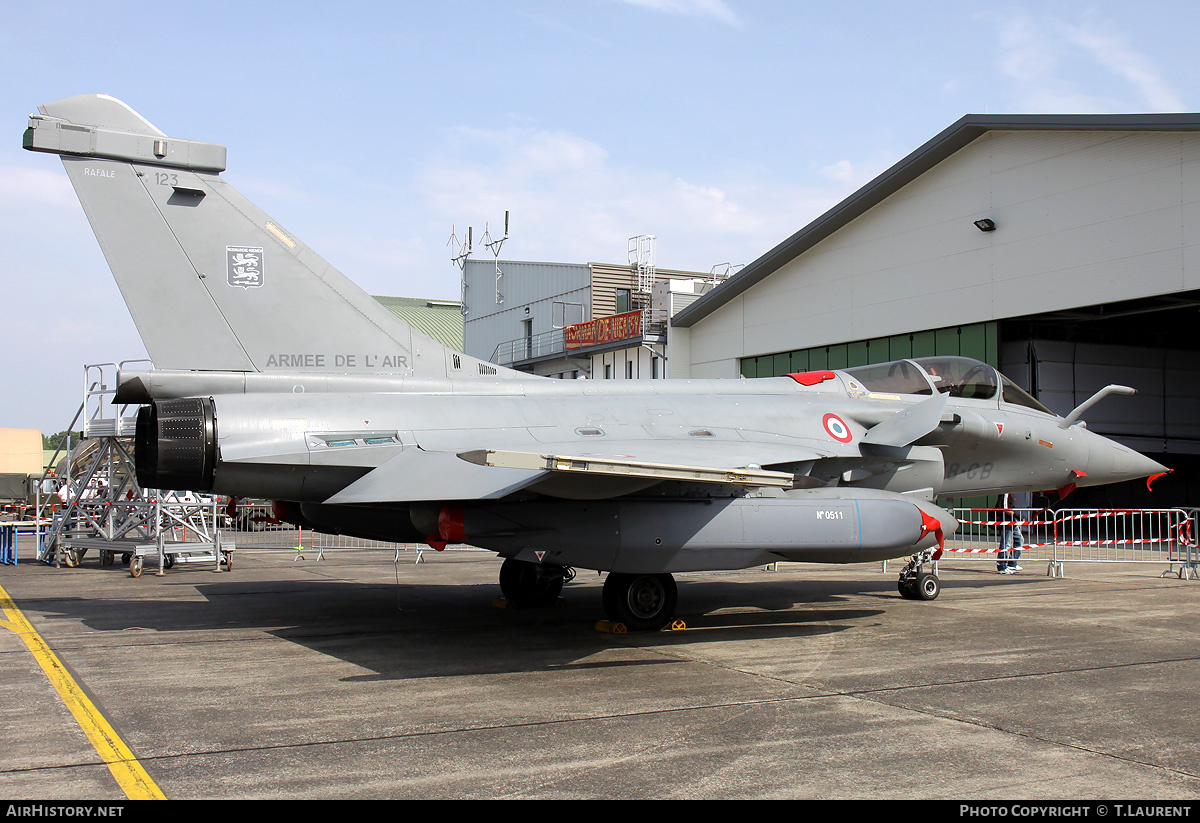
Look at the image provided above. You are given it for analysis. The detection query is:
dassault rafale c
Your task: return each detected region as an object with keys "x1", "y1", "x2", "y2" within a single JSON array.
[{"x1": 23, "y1": 95, "x2": 1166, "y2": 629}]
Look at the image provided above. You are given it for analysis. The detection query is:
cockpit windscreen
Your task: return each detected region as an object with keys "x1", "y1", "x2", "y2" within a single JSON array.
[
  {"x1": 843, "y1": 360, "x2": 933, "y2": 395},
  {"x1": 845, "y1": 356, "x2": 1054, "y2": 415},
  {"x1": 1000, "y1": 374, "x2": 1054, "y2": 415},
  {"x1": 911, "y1": 357, "x2": 998, "y2": 400}
]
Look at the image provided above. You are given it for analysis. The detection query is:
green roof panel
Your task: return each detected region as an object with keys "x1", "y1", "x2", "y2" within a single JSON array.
[{"x1": 372, "y1": 295, "x2": 464, "y2": 352}]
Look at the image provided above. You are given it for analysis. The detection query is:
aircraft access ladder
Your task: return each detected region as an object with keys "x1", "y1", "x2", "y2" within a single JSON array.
[{"x1": 39, "y1": 362, "x2": 233, "y2": 576}]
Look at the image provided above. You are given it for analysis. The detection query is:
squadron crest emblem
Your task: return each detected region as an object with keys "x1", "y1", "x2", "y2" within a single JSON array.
[{"x1": 227, "y1": 246, "x2": 265, "y2": 288}]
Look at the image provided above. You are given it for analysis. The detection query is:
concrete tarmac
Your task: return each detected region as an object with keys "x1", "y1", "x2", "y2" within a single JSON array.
[{"x1": 1, "y1": 548, "x2": 1198, "y2": 799}]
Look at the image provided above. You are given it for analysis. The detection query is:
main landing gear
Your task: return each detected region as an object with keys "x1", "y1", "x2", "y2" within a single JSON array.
[
  {"x1": 498, "y1": 557, "x2": 573, "y2": 607},
  {"x1": 602, "y1": 572, "x2": 678, "y2": 631},
  {"x1": 496, "y1": 559, "x2": 680, "y2": 631},
  {"x1": 897, "y1": 548, "x2": 941, "y2": 601}
]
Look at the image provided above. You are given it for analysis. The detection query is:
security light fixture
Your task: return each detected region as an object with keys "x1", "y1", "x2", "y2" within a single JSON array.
[{"x1": 974, "y1": 218, "x2": 997, "y2": 232}]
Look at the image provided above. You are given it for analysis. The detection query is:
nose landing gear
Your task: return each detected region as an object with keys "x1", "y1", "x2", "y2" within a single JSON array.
[{"x1": 898, "y1": 549, "x2": 941, "y2": 601}]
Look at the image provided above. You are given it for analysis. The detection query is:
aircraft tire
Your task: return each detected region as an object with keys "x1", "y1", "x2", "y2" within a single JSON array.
[
  {"x1": 602, "y1": 572, "x2": 677, "y2": 631},
  {"x1": 897, "y1": 579, "x2": 917, "y2": 599},
  {"x1": 498, "y1": 557, "x2": 564, "y2": 606},
  {"x1": 915, "y1": 573, "x2": 940, "y2": 601}
]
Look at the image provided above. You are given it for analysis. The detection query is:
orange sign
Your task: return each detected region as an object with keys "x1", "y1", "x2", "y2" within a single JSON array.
[{"x1": 564, "y1": 310, "x2": 643, "y2": 351}]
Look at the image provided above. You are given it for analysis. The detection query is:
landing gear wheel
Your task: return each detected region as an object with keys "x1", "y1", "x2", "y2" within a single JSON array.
[
  {"x1": 915, "y1": 572, "x2": 940, "y2": 601},
  {"x1": 602, "y1": 572, "x2": 678, "y2": 631},
  {"x1": 498, "y1": 557, "x2": 565, "y2": 607},
  {"x1": 898, "y1": 548, "x2": 940, "y2": 602},
  {"x1": 129, "y1": 556, "x2": 143, "y2": 578}
]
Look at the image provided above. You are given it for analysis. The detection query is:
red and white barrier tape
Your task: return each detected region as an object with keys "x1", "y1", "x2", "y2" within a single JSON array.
[
  {"x1": 945, "y1": 534, "x2": 1192, "y2": 553},
  {"x1": 959, "y1": 510, "x2": 1163, "y2": 528}
]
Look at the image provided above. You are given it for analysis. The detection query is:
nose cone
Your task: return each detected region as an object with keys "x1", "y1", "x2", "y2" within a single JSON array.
[{"x1": 1081, "y1": 429, "x2": 1168, "y2": 487}]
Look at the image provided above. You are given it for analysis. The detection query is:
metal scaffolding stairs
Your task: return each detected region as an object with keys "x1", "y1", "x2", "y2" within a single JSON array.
[{"x1": 41, "y1": 363, "x2": 232, "y2": 575}]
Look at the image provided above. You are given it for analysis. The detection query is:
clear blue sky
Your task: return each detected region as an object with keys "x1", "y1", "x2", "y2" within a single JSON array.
[{"x1": 3, "y1": 0, "x2": 1198, "y2": 431}]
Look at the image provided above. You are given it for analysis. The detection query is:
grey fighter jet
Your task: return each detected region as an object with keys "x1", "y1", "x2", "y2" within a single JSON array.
[{"x1": 23, "y1": 95, "x2": 1167, "y2": 629}]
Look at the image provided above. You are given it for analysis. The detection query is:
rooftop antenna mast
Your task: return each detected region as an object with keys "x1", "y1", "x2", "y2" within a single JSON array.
[
  {"x1": 480, "y1": 210, "x2": 510, "y2": 304},
  {"x1": 448, "y1": 224, "x2": 474, "y2": 270},
  {"x1": 448, "y1": 224, "x2": 473, "y2": 316}
]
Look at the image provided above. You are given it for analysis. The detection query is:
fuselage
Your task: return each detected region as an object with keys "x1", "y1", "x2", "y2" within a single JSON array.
[{"x1": 130, "y1": 355, "x2": 1163, "y2": 506}]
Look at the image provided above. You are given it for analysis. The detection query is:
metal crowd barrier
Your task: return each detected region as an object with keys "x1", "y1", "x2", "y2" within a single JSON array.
[
  {"x1": 0, "y1": 521, "x2": 47, "y2": 565},
  {"x1": 1, "y1": 523, "x2": 19, "y2": 564},
  {"x1": 16, "y1": 497, "x2": 1200, "y2": 579},
  {"x1": 224, "y1": 503, "x2": 483, "y2": 563},
  {"x1": 16, "y1": 496, "x2": 482, "y2": 569},
  {"x1": 947, "y1": 507, "x2": 1197, "y2": 578}
]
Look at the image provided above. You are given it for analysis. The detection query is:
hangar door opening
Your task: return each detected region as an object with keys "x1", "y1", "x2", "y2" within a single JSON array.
[{"x1": 1001, "y1": 291, "x2": 1200, "y2": 508}]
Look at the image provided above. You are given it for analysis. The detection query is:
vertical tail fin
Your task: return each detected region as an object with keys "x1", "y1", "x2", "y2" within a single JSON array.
[{"x1": 24, "y1": 94, "x2": 511, "y2": 380}]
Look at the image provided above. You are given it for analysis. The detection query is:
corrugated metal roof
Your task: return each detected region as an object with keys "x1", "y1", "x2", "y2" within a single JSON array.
[
  {"x1": 372, "y1": 296, "x2": 464, "y2": 351},
  {"x1": 672, "y1": 112, "x2": 1200, "y2": 328}
]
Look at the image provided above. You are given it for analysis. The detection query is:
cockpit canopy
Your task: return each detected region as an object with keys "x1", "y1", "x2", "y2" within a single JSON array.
[{"x1": 844, "y1": 356, "x2": 1053, "y2": 415}]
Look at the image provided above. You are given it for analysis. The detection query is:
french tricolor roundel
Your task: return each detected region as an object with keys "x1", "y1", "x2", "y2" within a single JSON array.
[{"x1": 822, "y1": 413, "x2": 853, "y2": 443}]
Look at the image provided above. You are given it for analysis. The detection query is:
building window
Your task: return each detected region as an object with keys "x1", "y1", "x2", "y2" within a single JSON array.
[{"x1": 616, "y1": 289, "x2": 631, "y2": 314}]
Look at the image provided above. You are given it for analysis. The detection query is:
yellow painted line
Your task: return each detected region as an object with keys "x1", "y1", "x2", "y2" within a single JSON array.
[{"x1": 0, "y1": 583, "x2": 166, "y2": 800}]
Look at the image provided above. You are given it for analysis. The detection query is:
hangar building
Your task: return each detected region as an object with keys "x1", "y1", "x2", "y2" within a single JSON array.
[{"x1": 668, "y1": 114, "x2": 1200, "y2": 506}]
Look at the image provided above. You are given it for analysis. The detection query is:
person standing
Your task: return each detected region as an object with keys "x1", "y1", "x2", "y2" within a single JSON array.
[{"x1": 997, "y1": 492, "x2": 1027, "y2": 574}]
